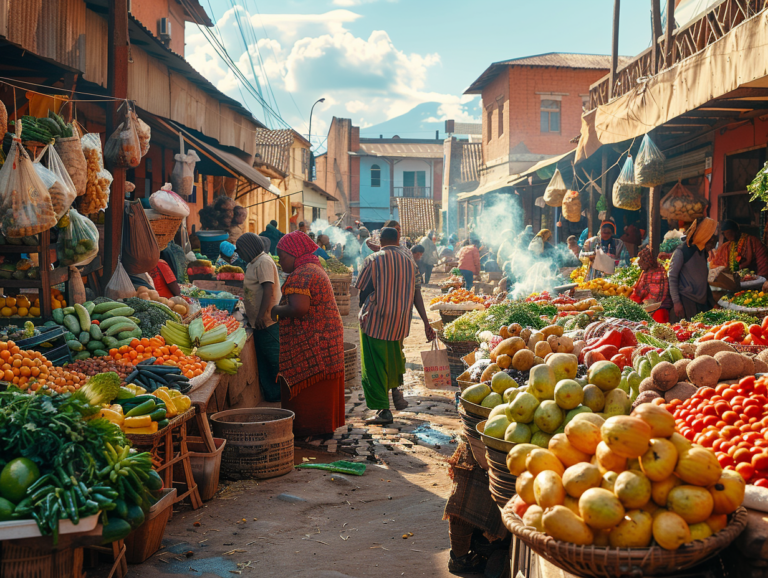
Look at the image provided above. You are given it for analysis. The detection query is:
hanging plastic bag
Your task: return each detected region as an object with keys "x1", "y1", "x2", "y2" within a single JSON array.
[
  {"x1": 612, "y1": 156, "x2": 641, "y2": 210},
  {"x1": 122, "y1": 200, "x2": 160, "y2": 275},
  {"x1": 104, "y1": 106, "x2": 141, "y2": 168},
  {"x1": 660, "y1": 181, "x2": 708, "y2": 221},
  {"x1": 54, "y1": 133, "x2": 87, "y2": 196},
  {"x1": 134, "y1": 112, "x2": 151, "y2": 157},
  {"x1": 180, "y1": 222, "x2": 192, "y2": 254},
  {"x1": 80, "y1": 133, "x2": 112, "y2": 215},
  {"x1": 0, "y1": 123, "x2": 58, "y2": 237},
  {"x1": 105, "y1": 260, "x2": 136, "y2": 300},
  {"x1": 56, "y1": 208, "x2": 99, "y2": 267},
  {"x1": 562, "y1": 190, "x2": 582, "y2": 222},
  {"x1": 634, "y1": 134, "x2": 666, "y2": 187},
  {"x1": 171, "y1": 134, "x2": 200, "y2": 198},
  {"x1": 543, "y1": 168, "x2": 567, "y2": 207},
  {"x1": 149, "y1": 183, "x2": 190, "y2": 218},
  {"x1": 34, "y1": 144, "x2": 77, "y2": 219}
]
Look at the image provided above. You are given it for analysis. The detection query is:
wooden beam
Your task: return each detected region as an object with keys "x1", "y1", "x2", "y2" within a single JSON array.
[
  {"x1": 651, "y1": 0, "x2": 662, "y2": 73},
  {"x1": 649, "y1": 185, "x2": 661, "y2": 256},
  {"x1": 602, "y1": 148, "x2": 611, "y2": 221},
  {"x1": 609, "y1": 0, "x2": 621, "y2": 99},
  {"x1": 665, "y1": 0, "x2": 676, "y2": 69},
  {"x1": 589, "y1": 171, "x2": 596, "y2": 237},
  {"x1": 103, "y1": 0, "x2": 129, "y2": 284}
]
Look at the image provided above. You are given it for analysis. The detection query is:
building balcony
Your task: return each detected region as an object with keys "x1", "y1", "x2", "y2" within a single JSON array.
[{"x1": 393, "y1": 186, "x2": 432, "y2": 198}]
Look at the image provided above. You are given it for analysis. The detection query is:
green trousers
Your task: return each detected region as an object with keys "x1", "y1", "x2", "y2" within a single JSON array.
[{"x1": 360, "y1": 328, "x2": 405, "y2": 411}]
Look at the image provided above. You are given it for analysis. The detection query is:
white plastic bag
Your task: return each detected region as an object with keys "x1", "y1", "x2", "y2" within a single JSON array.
[
  {"x1": 57, "y1": 208, "x2": 99, "y2": 267},
  {"x1": 149, "y1": 183, "x2": 190, "y2": 217},
  {"x1": 80, "y1": 133, "x2": 112, "y2": 214},
  {"x1": 171, "y1": 142, "x2": 200, "y2": 198},
  {"x1": 104, "y1": 260, "x2": 136, "y2": 300},
  {"x1": 104, "y1": 107, "x2": 141, "y2": 168},
  {"x1": 0, "y1": 124, "x2": 57, "y2": 237},
  {"x1": 34, "y1": 144, "x2": 77, "y2": 220}
]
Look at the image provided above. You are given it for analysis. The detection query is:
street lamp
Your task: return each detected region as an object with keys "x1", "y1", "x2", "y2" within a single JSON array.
[{"x1": 307, "y1": 97, "x2": 325, "y2": 148}]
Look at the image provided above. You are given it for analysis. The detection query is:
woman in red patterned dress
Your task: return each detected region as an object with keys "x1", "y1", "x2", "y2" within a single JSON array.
[{"x1": 271, "y1": 231, "x2": 345, "y2": 436}]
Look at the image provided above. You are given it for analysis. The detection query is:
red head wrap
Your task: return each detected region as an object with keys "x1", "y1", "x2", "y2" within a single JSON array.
[{"x1": 276, "y1": 231, "x2": 320, "y2": 268}]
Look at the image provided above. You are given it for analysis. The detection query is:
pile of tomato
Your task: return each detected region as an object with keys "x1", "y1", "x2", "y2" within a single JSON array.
[{"x1": 668, "y1": 375, "x2": 768, "y2": 487}]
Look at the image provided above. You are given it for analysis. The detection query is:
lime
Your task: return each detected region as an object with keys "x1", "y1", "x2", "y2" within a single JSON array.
[
  {"x1": 0, "y1": 497, "x2": 14, "y2": 521},
  {"x1": 0, "y1": 458, "x2": 40, "y2": 504}
]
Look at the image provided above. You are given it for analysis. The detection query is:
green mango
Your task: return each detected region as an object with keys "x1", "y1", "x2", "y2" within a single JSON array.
[{"x1": 638, "y1": 359, "x2": 652, "y2": 379}]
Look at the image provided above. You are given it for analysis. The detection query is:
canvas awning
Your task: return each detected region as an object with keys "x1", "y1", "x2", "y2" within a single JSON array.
[
  {"x1": 166, "y1": 120, "x2": 281, "y2": 195},
  {"x1": 509, "y1": 149, "x2": 576, "y2": 183},
  {"x1": 457, "y1": 174, "x2": 512, "y2": 200},
  {"x1": 576, "y1": 9, "x2": 768, "y2": 163}
]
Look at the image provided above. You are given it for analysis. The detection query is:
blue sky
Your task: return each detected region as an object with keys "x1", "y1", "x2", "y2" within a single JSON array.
[{"x1": 187, "y1": 1, "x2": 656, "y2": 145}]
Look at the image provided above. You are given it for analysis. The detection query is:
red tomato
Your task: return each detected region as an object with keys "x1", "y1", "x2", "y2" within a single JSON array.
[
  {"x1": 714, "y1": 402, "x2": 731, "y2": 417},
  {"x1": 755, "y1": 383, "x2": 768, "y2": 396},
  {"x1": 698, "y1": 387, "x2": 716, "y2": 399},
  {"x1": 722, "y1": 389, "x2": 737, "y2": 401},
  {"x1": 754, "y1": 478, "x2": 768, "y2": 488},
  {"x1": 717, "y1": 454, "x2": 734, "y2": 468},
  {"x1": 722, "y1": 411, "x2": 739, "y2": 425},
  {"x1": 691, "y1": 419, "x2": 706, "y2": 433},
  {"x1": 755, "y1": 456, "x2": 768, "y2": 472},
  {"x1": 715, "y1": 383, "x2": 730, "y2": 395},
  {"x1": 734, "y1": 448, "x2": 752, "y2": 463},
  {"x1": 712, "y1": 438, "x2": 725, "y2": 452},
  {"x1": 740, "y1": 376, "x2": 756, "y2": 391},
  {"x1": 745, "y1": 432, "x2": 762, "y2": 444},
  {"x1": 736, "y1": 462, "x2": 755, "y2": 482}
]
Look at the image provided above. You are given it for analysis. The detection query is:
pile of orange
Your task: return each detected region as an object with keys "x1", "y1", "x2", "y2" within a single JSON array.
[
  {"x1": 108, "y1": 336, "x2": 205, "y2": 379},
  {"x1": 0, "y1": 340, "x2": 87, "y2": 393},
  {"x1": 51, "y1": 288, "x2": 67, "y2": 310}
]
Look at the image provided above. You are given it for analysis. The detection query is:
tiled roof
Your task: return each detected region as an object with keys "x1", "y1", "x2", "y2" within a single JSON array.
[
  {"x1": 254, "y1": 129, "x2": 294, "y2": 147},
  {"x1": 465, "y1": 52, "x2": 631, "y2": 94},
  {"x1": 356, "y1": 139, "x2": 443, "y2": 159}
]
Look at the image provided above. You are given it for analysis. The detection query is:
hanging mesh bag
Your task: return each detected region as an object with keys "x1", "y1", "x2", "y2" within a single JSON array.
[{"x1": 612, "y1": 156, "x2": 641, "y2": 210}]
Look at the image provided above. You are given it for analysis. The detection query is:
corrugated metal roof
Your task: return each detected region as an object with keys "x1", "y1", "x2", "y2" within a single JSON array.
[
  {"x1": 465, "y1": 52, "x2": 631, "y2": 94},
  {"x1": 356, "y1": 140, "x2": 443, "y2": 159}
]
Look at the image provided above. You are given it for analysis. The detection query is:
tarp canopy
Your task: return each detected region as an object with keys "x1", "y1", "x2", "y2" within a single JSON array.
[
  {"x1": 576, "y1": 9, "x2": 768, "y2": 163},
  {"x1": 510, "y1": 149, "x2": 575, "y2": 183}
]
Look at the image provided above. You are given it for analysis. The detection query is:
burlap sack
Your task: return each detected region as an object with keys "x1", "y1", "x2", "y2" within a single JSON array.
[
  {"x1": 562, "y1": 190, "x2": 582, "y2": 222},
  {"x1": 543, "y1": 168, "x2": 567, "y2": 207},
  {"x1": 54, "y1": 134, "x2": 87, "y2": 196}
]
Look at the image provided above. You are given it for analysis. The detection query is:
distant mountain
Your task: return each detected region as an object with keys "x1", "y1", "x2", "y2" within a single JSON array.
[{"x1": 358, "y1": 100, "x2": 481, "y2": 140}]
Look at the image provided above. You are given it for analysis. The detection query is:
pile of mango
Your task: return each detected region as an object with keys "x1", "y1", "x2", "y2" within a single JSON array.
[
  {"x1": 579, "y1": 277, "x2": 633, "y2": 298},
  {"x1": 98, "y1": 384, "x2": 191, "y2": 435}
]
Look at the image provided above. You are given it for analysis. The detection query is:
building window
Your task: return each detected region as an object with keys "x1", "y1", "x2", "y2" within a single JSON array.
[
  {"x1": 371, "y1": 164, "x2": 381, "y2": 187},
  {"x1": 540, "y1": 99, "x2": 561, "y2": 133},
  {"x1": 498, "y1": 103, "x2": 504, "y2": 136},
  {"x1": 486, "y1": 109, "x2": 493, "y2": 142}
]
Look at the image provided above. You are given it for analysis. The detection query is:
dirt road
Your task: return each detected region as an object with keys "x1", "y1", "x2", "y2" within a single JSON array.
[{"x1": 132, "y1": 281, "x2": 463, "y2": 578}]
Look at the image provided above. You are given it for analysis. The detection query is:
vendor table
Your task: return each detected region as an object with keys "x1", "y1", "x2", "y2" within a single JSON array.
[
  {"x1": 125, "y1": 408, "x2": 202, "y2": 510},
  {"x1": 189, "y1": 330, "x2": 259, "y2": 452}
]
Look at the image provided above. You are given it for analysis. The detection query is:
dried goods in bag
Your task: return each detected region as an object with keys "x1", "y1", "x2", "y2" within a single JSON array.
[
  {"x1": 634, "y1": 134, "x2": 665, "y2": 187},
  {"x1": 122, "y1": 200, "x2": 160, "y2": 275},
  {"x1": 149, "y1": 183, "x2": 190, "y2": 218},
  {"x1": 104, "y1": 108, "x2": 141, "y2": 168},
  {"x1": 561, "y1": 189, "x2": 582, "y2": 222},
  {"x1": 104, "y1": 260, "x2": 136, "y2": 300},
  {"x1": 56, "y1": 208, "x2": 99, "y2": 267},
  {"x1": 134, "y1": 112, "x2": 151, "y2": 157},
  {"x1": 660, "y1": 181, "x2": 708, "y2": 221},
  {"x1": 33, "y1": 144, "x2": 77, "y2": 219},
  {"x1": 0, "y1": 124, "x2": 57, "y2": 237},
  {"x1": 54, "y1": 133, "x2": 87, "y2": 196},
  {"x1": 612, "y1": 156, "x2": 641, "y2": 210},
  {"x1": 171, "y1": 149, "x2": 200, "y2": 198},
  {"x1": 80, "y1": 133, "x2": 112, "y2": 214},
  {"x1": 543, "y1": 168, "x2": 567, "y2": 207}
]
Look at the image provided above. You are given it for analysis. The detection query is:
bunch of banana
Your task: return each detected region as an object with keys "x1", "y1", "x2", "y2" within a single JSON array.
[{"x1": 160, "y1": 320, "x2": 192, "y2": 348}]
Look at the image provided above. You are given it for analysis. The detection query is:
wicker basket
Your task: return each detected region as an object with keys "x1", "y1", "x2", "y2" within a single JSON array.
[
  {"x1": 0, "y1": 543, "x2": 83, "y2": 578},
  {"x1": 500, "y1": 501, "x2": 748, "y2": 578},
  {"x1": 439, "y1": 309, "x2": 468, "y2": 325},
  {"x1": 343, "y1": 341, "x2": 357, "y2": 383},
  {"x1": 439, "y1": 337, "x2": 479, "y2": 384},
  {"x1": 330, "y1": 275, "x2": 352, "y2": 297},
  {"x1": 457, "y1": 378, "x2": 475, "y2": 392},
  {"x1": 336, "y1": 294, "x2": 351, "y2": 316},
  {"x1": 149, "y1": 215, "x2": 183, "y2": 250}
]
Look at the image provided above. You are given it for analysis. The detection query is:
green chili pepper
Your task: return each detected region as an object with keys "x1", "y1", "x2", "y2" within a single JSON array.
[
  {"x1": 31, "y1": 485, "x2": 55, "y2": 503},
  {"x1": 65, "y1": 488, "x2": 79, "y2": 524},
  {"x1": 27, "y1": 474, "x2": 53, "y2": 494}
]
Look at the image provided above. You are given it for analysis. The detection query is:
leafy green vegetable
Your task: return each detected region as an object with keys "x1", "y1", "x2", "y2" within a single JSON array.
[
  {"x1": 441, "y1": 301, "x2": 556, "y2": 342},
  {"x1": 599, "y1": 296, "x2": 652, "y2": 322},
  {"x1": 691, "y1": 309, "x2": 760, "y2": 326},
  {"x1": 748, "y1": 160, "x2": 768, "y2": 208},
  {"x1": 73, "y1": 372, "x2": 121, "y2": 406},
  {"x1": 636, "y1": 333, "x2": 668, "y2": 348},
  {"x1": 608, "y1": 263, "x2": 641, "y2": 287}
]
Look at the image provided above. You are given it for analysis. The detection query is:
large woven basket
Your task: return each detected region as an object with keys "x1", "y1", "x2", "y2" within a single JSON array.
[
  {"x1": 336, "y1": 294, "x2": 351, "y2": 316},
  {"x1": 439, "y1": 309, "x2": 468, "y2": 325},
  {"x1": 149, "y1": 215, "x2": 183, "y2": 250},
  {"x1": 343, "y1": 341, "x2": 357, "y2": 383},
  {"x1": 439, "y1": 336, "x2": 479, "y2": 384},
  {"x1": 500, "y1": 501, "x2": 748, "y2": 578},
  {"x1": 330, "y1": 274, "x2": 352, "y2": 297}
]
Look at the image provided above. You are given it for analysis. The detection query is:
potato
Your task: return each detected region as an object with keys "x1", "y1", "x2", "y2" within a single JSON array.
[
  {"x1": 695, "y1": 340, "x2": 735, "y2": 358},
  {"x1": 541, "y1": 325, "x2": 564, "y2": 338},
  {"x1": 499, "y1": 326, "x2": 510, "y2": 339},
  {"x1": 686, "y1": 356, "x2": 721, "y2": 389},
  {"x1": 546, "y1": 334, "x2": 561, "y2": 352},
  {"x1": 713, "y1": 352, "x2": 744, "y2": 380},
  {"x1": 557, "y1": 336, "x2": 574, "y2": 354},
  {"x1": 527, "y1": 332, "x2": 544, "y2": 351},
  {"x1": 508, "y1": 324, "x2": 523, "y2": 337}
]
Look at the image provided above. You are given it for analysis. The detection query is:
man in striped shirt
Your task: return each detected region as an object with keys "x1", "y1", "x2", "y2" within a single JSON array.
[{"x1": 356, "y1": 227, "x2": 436, "y2": 425}]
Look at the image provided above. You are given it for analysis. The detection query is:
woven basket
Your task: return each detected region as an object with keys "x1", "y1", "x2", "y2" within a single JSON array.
[
  {"x1": 149, "y1": 215, "x2": 183, "y2": 250},
  {"x1": 439, "y1": 309, "x2": 468, "y2": 325},
  {"x1": 330, "y1": 275, "x2": 352, "y2": 297},
  {"x1": 500, "y1": 501, "x2": 748, "y2": 578},
  {"x1": 343, "y1": 341, "x2": 357, "y2": 383},
  {"x1": 486, "y1": 446, "x2": 517, "y2": 508},
  {"x1": 440, "y1": 337, "x2": 479, "y2": 384},
  {"x1": 457, "y1": 378, "x2": 475, "y2": 392},
  {"x1": 336, "y1": 294, "x2": 351, "y2": 316}
]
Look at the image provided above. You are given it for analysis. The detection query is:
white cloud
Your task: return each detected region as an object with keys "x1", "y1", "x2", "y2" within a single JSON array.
[{"x1": 346, "y1": 100, "x2": 368, "y2": 113}]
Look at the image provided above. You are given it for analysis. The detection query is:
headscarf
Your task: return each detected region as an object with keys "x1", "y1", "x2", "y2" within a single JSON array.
[
  {"x1": 536, "y1": 229, "x2": 552, "y2": 242},
  {"x1": 637, "y1": 245, "x2": 657, "y2": 271},
  {"x1": 358, "y1": 227, "x2": 370, "y2": 239},
  {"x1": 219, "y1": 241, "x2": 236, "y2": 258},
  {"x1": 685, "y1": 217, "x2": 717, "y2": 251},
  {"x1": 600, "y1": 221, "x2": 616, "y2": 235},
  {"x1": 236, "y1": 233, "x2": 265, "y2": 263},
  {"x1": 260, "y1": 236, "x2": 271, "y2": 254},
  {"x1": 721, "y1": 220, "x2": 740, "y2": 233},
  {"x1": 276, "y1": 231, "x2": 321, "y2": 268}
]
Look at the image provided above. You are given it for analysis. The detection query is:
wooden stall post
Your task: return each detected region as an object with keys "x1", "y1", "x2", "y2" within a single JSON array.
[
  {"x1": 103, "y1": 0, "x2": 129, "y2": 282},
  {"x1": 649, "y1": 185, "x2": 661, "y2": 256},
  {"x1": 651, "y1": 0, "x2": 662, "y2": 73},
  {"x1": 665, "y1": 0, "x2": 676, "y2": 67},
  {"x1": 601, "y1": 148, "x2": 612, "y2": 222},
  {"x1": 588, "y1": 175, "x2": 596, "y2": 237},
  {"x1": 609, "y1": 0, "x2": 620, "y2": 99}
]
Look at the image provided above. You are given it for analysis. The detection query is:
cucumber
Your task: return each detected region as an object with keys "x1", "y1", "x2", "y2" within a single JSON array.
[
  {"x1": 64, "y1": 332, "x2": 76, "y2": 342},
  {"x1": 92, "y1": 301, "x2": 124, "y2": 314},
  {"x1": 84, "y1": 301, "x2": 96, "y2": 316},
  {"x1": 78, "y1": 331, "x2": 90, "y2": 345},
  {"x1": 106, "y1": 323, "x2": 139, "y2": 337},
  {"x1": 93, "y1": 349, "x2": 108, "y2": 357},
  {"x1": 102, "y1": 335, "x2": 119, "y2": 349},
  {"x1": 100, "y1": 316, "x2": 135, "y2": 330},
  {"x1": 86, "y1": 340, "x2": 105, "y2": 352},
  {"x1": 92, "y1": 313, "x2": 103, "y2": 322},
  {"x1": 62, "y1": 314, "x2": 80, "y2": 335},
  {"x1": 101, "y1": 518, "x2": 132, "y2": 544},
  {"x1": 145, "y1": 470, "x2": 163, "y2": 492},
  {"x1": 52, "y1": 309, "x2": 65, "y2": 324},
  {"x1": 89, "y1": 324, "x2": 103, "y2": 341},
  {"x1": 117, "y1": 329, "x2": 142, "y2": 341},
  {"x1": 102, "y1": 307, "x2": 135, "y2": 319},
  {"x1": 128, "y1": 316, "x2": 141, "y2": 325},
  {"x1": 73, "y1": 351, "x2": 91, "y2": 361},
  {"x1": 67, "y1": 340, "x2": 84, "y2": 352},
  {"x1": 62, "y1": 306, "x2": 75, "y2": 316},
  {"x1": 74, "y1": 303, "x2": 91, "y2": 331}
]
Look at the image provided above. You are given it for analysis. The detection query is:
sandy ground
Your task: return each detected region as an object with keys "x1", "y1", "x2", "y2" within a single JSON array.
[{"x1": 111, "y1": 276, "x2": 466, "y2": 578}]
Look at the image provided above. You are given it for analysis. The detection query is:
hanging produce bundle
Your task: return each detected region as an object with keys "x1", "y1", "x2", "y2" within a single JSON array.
[
  {"x1": 79, "y1": 133, "x2": 112, "y2": 215},
  {"x1": 612, "y1": 156, "x2": 641, "y2": 210},
  {"x1": 0, "y1": 122, "x2": 57, "y2": 237},
  {"x1": 543, "y1": 168, "x2": 567, "y2": 207},
  {"x1": 660, "y1": 181, "x2": 708, "y2": 222},
  {"x1": 56, "y1": 208, "x2": 99, "y2": 267},
  {"x1": 104, "y1": 106, "x2": 141, "y2": 168},
  {"x1": 33, "y1": 143, "x2": 77, "y2": 220},
  {"x1": 149, "y1": 183, "x2": 190, "y2": 218},
  {"x1": 634, "y1": 134, "x2": 666, "y2": 186},
  {"x1": 170, "y1": 137, "x2": 200, "y2": 198},
  {"x1": 561, "y1": 190, "x2": 581, "y2": 222}
]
